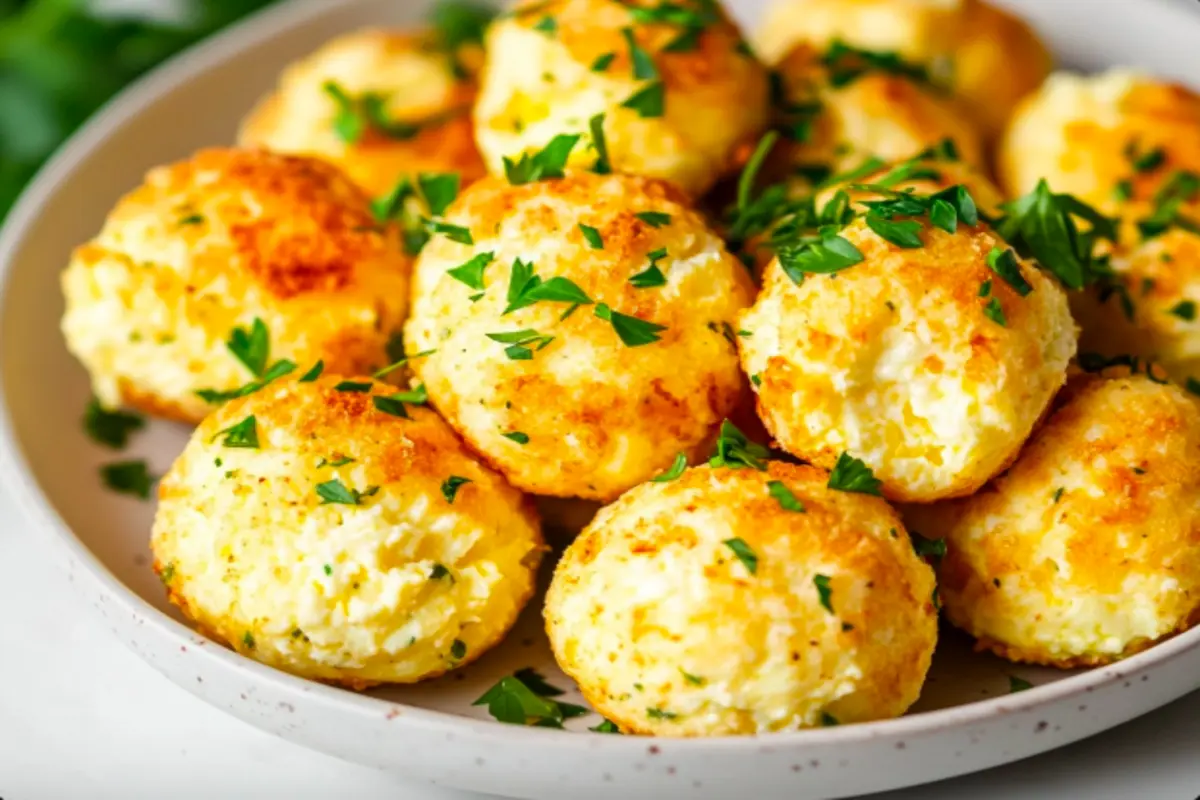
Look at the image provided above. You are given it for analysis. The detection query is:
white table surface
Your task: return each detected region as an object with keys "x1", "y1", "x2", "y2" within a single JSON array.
[{"x1": 2, "y1": 486, "x2": 1199, "y2": 800}]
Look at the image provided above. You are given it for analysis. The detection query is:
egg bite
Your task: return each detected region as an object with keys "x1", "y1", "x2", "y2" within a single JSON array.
[
  {"x1": 737, "y1": 166, "x2": 1077, "y2": 503},
  {"x1": 60, "y1": 148, "x2": 412, "y2": 424},
  {"x1": 756, "y1": 0, "x2": 1050, "y2": 141},
  {"x1": 545, "y1": 461, "x2": 938, "y2": 736},
  {"x1": 768, "y1": 42, "x2": 985, "y2": 176},
  {"x1": 998, "y1": 70, "x2": 1200, "y2": 214},
  {"x1": 473, "y1": 0, "x2": 770, "y2": 197},
  {"x1": 908, "y1": 367, "x2": 1200, "y2": 667},
  {"x1": 151, "y1": 374, "x2": 544, "y2": 688},
  {"x1": 404, "y1": 170, "x2": 754, "y2": 502},
  {"x1": 239, "y1": 29, "x2": 487, "y2": 197}
]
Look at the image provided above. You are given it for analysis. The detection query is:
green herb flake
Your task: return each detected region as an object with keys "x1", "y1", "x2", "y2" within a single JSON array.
[
  {"x1": 316, "y1": 479, "x2": 379, "y2": 506},
  {"x1": 441, "y1": 475, "x2": 472, "y2": 503},
  {"x1": 425, "y1": 218, "x2": 474, "y2": 245},
  {"x1": 84, "y1": 400, "x2": 145, "y2": 449},
  {"x1": 827, "y1": 452, "x2": 882, "y2": 495},
  {"x1": 929, "y1": 198, "x2": 957, "y2": 233},
  {"x1": 504, "y1": 258, "x2": 593, "y2": 314},
  {"x1": 1170, "y1": 300, "x2": 1197, "y2": 321},
  {"x1": 1009, "y1": 675, "x2": 1033, "y2": 693},
  {"x1": 986, "y1": 247, "x2": 1033, "y2": 296},
  {"x1": 778, "y1": 235, "x2": 865, "y2": 284},
  {"x1": 979, "y1": 279, "x2": 992, "y2": 298},
  {"x1": 680, "y1": 668, "x2": 704, "y2": 686},
  {"x1": 242, "y1": 631, "x2": 256, "y2": 650},
  {"x1": 418, "y1": 173, "x2": 461, "y2": 216},
  {"x1": 214, "y1": 415, "x2": 259, "y2": 449},
  {"x1": 588, "y1": 112, "x2": 612, "y2": 174},
  {"x1": 430, "y1": 563, "x2": 454, "y2": 581},
  {"x1": 652, "y1": 452, "x2": 688, "y2": 482},
  {"x1": 709, "y1": 420, "x2": 770, "y2": 471},
  {"x1": 100, "y1": 460, "x2": 155, "y2": 499},
  {"x1": 473, "y1": 673, "x2": 569, "y2": 726},
  {"x1": 159, "y1": 562, "x2": 176, "y2": 585},
  {"x1": 335, "y1": 381, "x2": 373, "y2": 393},
  {"x1": 580, "y1": 224, "x2": 604, "y2": 249},
  {"x1": 593, "y1": 303, "x2": 667, "y2": 346},
  {"x1": 503, "y1": 431, "x2": 530, "y2": 444},
  {"x1": 591, "y1": 719, "x2": 621, "y2": 733},
  {"x1": 317, "y1": 456, "x2": 355, "y2": 468},
  {"x1": 373, "y1": 395, "x2": 411, "y2": 418},
  {"x1": 486, "y1": 329, "x2": 555, "y2": 360},
  {"x1": 820, "y1": 711, "x2": 839, "y2": 727},
  {"x1": 591, "y1": 52, "x2": 616, "y2": 72},
  {"x1": 813, "y1": 574, "x2": 834, "y2": 613},
  {"x1": 532, "y1": 14, "x2": 557, "y2": 35},
  {"x1": 323, "y1": 564, "x2": 333, "y2": 576},
  {"x1": 195, "y1": 359, "x2": 297, "y2": 405},
  {"x1": 621, "y1": 27, "x2": 659, "y2": 80},
  {"x1": 767, "y1": 480, "x2": 805, "y2": 512},
  {"x1": 298, "y1": 360, "x2": 324, "y2": 382},
  {"x1": 227, "y1": 318, "x2": 270, "y2": 376},
  {"x1": 646, "y1": 708, "x2": 678, "y2": 721},
  {"x1": 450, "y1": 639, "x2": 467, "y2": 660},
  {"x1": 178, "y1": 213, "x2": 204, "y2": 226},
  {"x1": 984, "y1": 296, "x2": 1007, "y2": 327},
  {"x1": 621, "y1": 81, "x2": 665, "y2": 118},
  {"x1": 448, "y1": 251, "x2": 495, "y2": 291},
  {"x1": 635, "y1": 211, "x2": 671, "y2": 228},
  {"x1": 373, "y1": 348, "x2": 437, "y2": 380},
  {"x1": 1129, "y1": 143, "x2": 1166, "y2": 173},
  {"x1": 723, "y1": 537, "x2": 758, "y2": 575},
  {"x1": 502, "y1": 134, "x2": 581, "y2": 185},
  {"x1": 1053, "y1": 486, "x2": 1065, "y2": 503},
  {"x1": 1113, "y1": 179, "x2": 1134, "y2": 202},
  {"x1": 913, "y1": 535, "x2": 946, "y2": 563},
  {"x1": 865, "y1": 215, "x2": 923, "y2": 248}
]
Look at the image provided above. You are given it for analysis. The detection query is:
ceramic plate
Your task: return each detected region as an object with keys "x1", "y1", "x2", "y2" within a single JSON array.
[{"x1": 3, "y1": 1, "x2": 1200, "y2": 798}]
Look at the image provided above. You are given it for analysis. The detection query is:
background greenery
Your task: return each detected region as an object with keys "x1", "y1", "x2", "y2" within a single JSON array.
[{"x1": 0, "y1": 0, "x2": 277, "y2": 219}]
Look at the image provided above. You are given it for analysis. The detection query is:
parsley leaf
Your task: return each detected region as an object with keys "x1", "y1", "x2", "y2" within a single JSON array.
[
  {"x1": 298, "y1": 361, "x2": 324, "y2": 382},
  {"x1": 532, "y1": 14, "x2": 557, "y2": 35},
  {"x1": 813, "y1": 574, "x2": 834, "y2": 613},
  {"x1": 986, "y1": 247, "x2": 1033, "y2": 296},
  {"x1": 429, "y1": 0, "x2": 497, "y2": 58},
  {"x1": 425, "y1": 218, "x2": 473, "y2": 245},
  {"x1": 591, "y1": 719, "x2": 621, "y2": 733},
  {"x1": 708, "y1": 420, "x2": 769, "y2": 470},
  {"x1": 723, "y1": 537, "x2": 758, "y2": 575},
  {"x1": 473, "y1": 674, "x2": 573, "y2": 726},
  {"x1": 629, "y1": 247, "x2": 668, "y2": 288},
  {"x1": 84, "y1": 400, "x2": 144, "y2": 449},
  {"x1": 778, "y1": 235, "x2": 864, "y2": 283},
  {"x1": 316, "y1": 479, "x2": 379, "y2": 506},
  {"x1": 621, "y1": 27, "x2": 658, "y2": 80},
  {"x1": 821, "y1": 40, "x2": 932, "y2": 88},
  {"x1": 503, "y1": 431, "x2": 530, "y2": 444},
  {"x1": 1137, "y1": 170, "x2": 1200, "y2": 240},
  {"x1": 827, "y1": 452, "x2": 882, "y2": 495},
  {"x1": 418, "y1": 173, "x2": 461, "y2": 216},
  {"x1": 504, "y1": 259, "x2": 594, "y2": 314},
  {"x1": 487, "y1": 329, "x2": 555, "y2": 360},
  {"x1": 593, "y1": 303, "x2": 667, "y2": 346},
  {"x1": 865, "y1": 215, "x2": 923, "y2": 248},
  {"x1": 767, "y1": 480, "x2": 805, "y2": 512},
  {"x1": 442, "y1": 476, "x2": 471, "y2": 503},
  {"x1": 334, "y1": 381, "x2": 373, "y2": 393},
  {"x1": 448, "y1": 251, "x2": 495, "y2": 290},
  {"x1": 588, "y1": 113, "x2": 612, "y2": 174},
  {"x1": 913, "y1": 534, "x2": 946, "y2": 564},
  {"x1": 373, "y1": 348, "x2": 436, "y2": 380},
  {"x1": 196, "y1": 360, "x2": 297, "y2": 405},
  {"x1": 984, "y1": 296, "x2": 1007, "y2": 327},
  {"x1": 580, "y1": 224, "x2": 604, "y2": 249},
  {"x1": 737, "y1": 132, "x2": 780, "y2": 214},
  {"x1": 635, "y1": 211, "x2": 671, "y2": 228},
  {"x1": 1009, "y1": 675, "x2": 1033, "y2": 693},
  {"x1": 214, "y1": 415, "x2": 259, "y2": 449},
  {"x1": 514, "y1": 667, "x2": 565, "y2": 697},
  {"x1": 621, "y1": 81, "x2": 665, "y2": 118},
  {"x1": 1171, "y1": 300, "x2": 1197, "y2": 321},
  {"x1": 646, "y1": 708, "x2": 678, "y2": 721},
  {"x1": 228, "y1": 318, "x2": 270, "y2": 376},
  {"x1": 591, "y1": 52, "x2": 616, "y2": 72},
  {"x1": 503, "y1": 134, "x2": 581, "y2": 184},
  {"x1": 373, "y1": 395, "x2": 411, "y2": 418},
  {"x1": 101, "y1": 460, "x2": 155, "y2": 499},
  {"x1": 323, "y1": 82, "x2": 423, "y2": 143},
  {"x1": 652, "y1": 452, "x2": 688, "y2": 482}
]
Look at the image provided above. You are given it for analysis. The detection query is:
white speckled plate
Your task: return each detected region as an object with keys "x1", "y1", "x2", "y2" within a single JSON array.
[{"x1": 3, "y1": 1, "x2": 1200, "y2": 798}]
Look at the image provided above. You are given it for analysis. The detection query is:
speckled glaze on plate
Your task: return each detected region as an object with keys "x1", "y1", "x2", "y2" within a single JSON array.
[{"x1": 2, "y1": 1, "x2": 1200, "y2": 798}]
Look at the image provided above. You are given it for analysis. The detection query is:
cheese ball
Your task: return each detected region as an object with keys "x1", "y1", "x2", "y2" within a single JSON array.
[
  {"x1": 770, "y1": 42, "x2": 985, "y2": 175},
  {"x1": 952, "y1": 0, "x2": 1051, "y2": 140},
  {"x1": 60, "y1": 148, "x2": 412, "y2": 423},
  {"x1": 908, "y1": 370, "x2": 1200, "y2": 667},
  {"x1": 756, "y1": 0, "x2": 1050, "y2": 141},
  {"x1": 999, "y1": 70, "x2": 1200, "y2": 214},
  {"x1": 151, "y1": 375, "x2": 544, "y2": 688},
  {"x1": 1072, "y1": 225, "x2": 1200, "y2": 386},
  {"x1": 239, "y1": 29, "x2": 486, "y2": 197},
  {"x1": 545, "y1": 462, "x2": 938, "y2": 736},
  {"x1": 738, "y1": 186, "x2": 1077, "y2": 503},
  {"x1": 473, "y1": 0, "x2": 770, "y2": 197},
  {"x1": 405, "y1": 171, "x2": 753, "y2": 501}
]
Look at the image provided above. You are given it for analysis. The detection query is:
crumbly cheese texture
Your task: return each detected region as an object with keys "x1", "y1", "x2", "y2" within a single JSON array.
[
  {"x1": 405, "y1": 172, "x2": 753, "y2": 501},
  {"x1": 771, "y1": 42, "x2": 985, "y2": 174},
  {"x1": 1072, "y1": 226, "x2": 1200, "y2": 386},
  {"x1": 238, "y1": 29, "x2": 486, "y2": 197},
  {"x1": 473, "y1": 0, "x2": 770, "y2": 197},
  {"x1": 545, "y1": 463, "x2": 938, "y2": 736},
  {"x1": 739, "y1": 207, "x2": 1077, "y2": 503},
  {"x1": 999, "y1": 69, "x2": 1200, "y2": 213},
  {"x1": 756, "y1": 0, "x2": 1049, "y2": 141},
  {"x1": 908, "y1": 372, "x2": 1200, "y2": 667},
  {"x1": 60, "y1": 148, "x2": 412, "y2": 423},
  {"x1": 151, "y1": 375, "x2": 544, "y2": 688}
]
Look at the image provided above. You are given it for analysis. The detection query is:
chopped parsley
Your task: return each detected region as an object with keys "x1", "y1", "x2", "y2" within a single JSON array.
[
  {"x1": 213, "y1": 415, "x2": 259, "y2": 449},
  {"x1": 418, "y1": 173, "x2": 461, "y2": 216},
  {"x1": 621, "y1": 27, "x2": 658, "y2": 81},
  {"x1": 532, "y1": 14, "x2": 556, "y2": 35},
  {"x1": 590, "y1": 52, "x2": 616, "y2": 72},
  {"x1": 178, "y1": 213, "x2": 204, "y2": 226},
  {"x1": 1126, "y1": 141, "x2": 1166, "y2": 174},
  {"x1": 425, "y1": 218, "x2": 474, "y2": 245},
  {"x1": 430, "y1": 563, "x2": 454, "y2": 581},
  {"x1": 979, "y1": 279, "x2": 992, "y2": 298},
  {"x1": 629, "y1": 247, "x2": 668, "y2": 288},
  {"x1": 502, "y1": 431, "x2": 530, "y2": 444},
  {"x1": 429, "y1": 0, "x2": 497, "y2": 76},
  {"x1": 767, "y1": 480, "x2": 805, "y2": 512},
  {"x1": 579, "y1": 224, "x2": 604, "y2": 249},
  {"x1": 298, "y1": 360, "x2": 324, "y2": 382},
  {"x1": 196, "y1": 359, "x2": 297, "y2": 404},
  {"x1": 865, "y1": 215, "x2": 923, "y2": 248},
  {"x1": 621, "y1": 80, "x2": 665, "y2": 118},
  {"x1": 651, "y1": 452, "x2": 687, "y2": 482},
  {"x1": 646, "y1": 708, "x2": 678, "y2": 721},
  {"x1": 227, "y1": 317, "x2": 270, "y2": 376},
  {"x1": 593, "y1": 303, "x2": 666, "y2": 346},
  {"x1": 663, "y1": 25, "x2": 703, "y2": 52},
  {"x1": 502, "y1": 134, "x2": 580, "y2": 184},
  {"x1": 826, "y1": 452, "x2": 882, "y2": 495},
  {"x1": 101, "y1": 460, "x2": 155, "y2": 499},
  {"x1": 1053, "y1": 486, "x2": 1065, "y2": 503},
  {"x1": 447, "y1": 251, "x2": 495, "y2": 291},
  {"x1": 635, "y1": 211, "x2": 671, "y2": 228},
  {"x1": 317, "y1": 456, "x2": 355, "y2": 468},
  {"x1": 473, "y1": 670, "x2": 585, "y2": 727},
  {"x1": 813, "y1": 574, "x2": 834, "y2": 613},
  {"x1": 778, "y1": 234, "x2": 864, "y2": 284},
  {"x1": 323, "y1": 82, "x2": 422, "y2": 144},
  {"x1": 1170, "y1": 300, "x2": 1197, "y2": 321},
  {"x1": 723, "y1": 537, "x2": 758, "y2": 575},
  {"x1": 486, "y1": 329, "x2": 555, "y2": 360},
  {"x1": 820, "y1": 711, "x2": 839, "y2": 726},
  {"x1": 591, "y1": 719, "x2": 621, "y2": 733},
  {"x1": 504, "y1": 258, "x2": 593, "y2": 314},
  {"x1": 588, "y1": 113, "x2": 612, "y2": 174},
  {"x1": 709, "y1": 420, "x2": 769, "y2": 470},
  {"x1": 821, "y1": 40, "x2": 933, "y2": 89},
  {"x1": 1009, "y1": 675, "x2": 1033, "y2": 693},
  {"x1": 373, "y1": 348, "x2": 436, "y2": 381},
  {"x1": 912, "y1": 535, "x2": 946, "y2": 564},
  {"x1": 83, "y1": 400, "x2": 144, "y2": 449},
  {"x1": 1137, "y1": 170, "x2": 1200, "y2": 240},
  {"x1": 316, "y1": 479, "x2": 379, "y2": 506},
  {"x1": 985, "y1": 247, "x2": 1033, "y2": 296},
  {"x1": 242, "y1": 631, "x2": 256, "y2": 650},
  {"x1": 450, "y1": 639, "x2": 467, "y2": 660},
  {"x1": 737, "y1": 131, "x2": 779, "y2": 213},
  {"x1": 372, "y1": 395, "x2": 411, "y2": 418},
  {"x1": 983, "y1": 296, "x2": 1007, "y2": 327},
  {"x1": 335, "y1": 381, "x2": 372, "y2": 393},
  {"x1": 680, "y1": 668, "x2": 704, "y2": 686}
]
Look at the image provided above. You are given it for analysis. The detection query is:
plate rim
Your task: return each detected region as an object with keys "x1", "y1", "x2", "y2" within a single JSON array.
[{"x1": 2, "y1": 0, "x2": 1199, "y2": 755}]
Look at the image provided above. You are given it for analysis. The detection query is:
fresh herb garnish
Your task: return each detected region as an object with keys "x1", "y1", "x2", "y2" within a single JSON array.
[
  {"x1": 504, "y1": 258, "x2": 594, "y2": 314},
  {"x1": 708, "y1": 420, "x2": 769, "y2": 470},
  {"x1": 84, "y1": 400, "x2": 144, "y2": 449},
  {"x1": 425, "y1": 218, "x2": 474, "y2": 245},
  {"x1": 652, "y1": 452, "x2": 687, "y2": 482},
  {"x1": 317, "y1": 456, "x2": 355, "y2": 468},
  {"x1": 298, "y1": 360, "x2": 324, "y2": 382},
  {"x1": 335, "y1": 381, "x2": 372, "y2": 393},
  {"x1": 591, "y1": 52, "x2": 616, "y2": 72},
  {"x1": 487, "y1": 329, "x2": 555, "y2": 360},
  {"x1": 621, "y1": 81, "x2": 665, "y2": 118},
  {"x1": 983, "y1": 296, "x2": 1007, "y2": 327},
  {"x1": 821, "y1": 40, "x2": 932, "y2": 88},
  {"x1": 503, "y1": 134, "x2": 581, "y2": 184},
  {"x1": 629, "y1": 247, "x2": 668, "y2": 288},
  {"x1": 214, "y1": 415, "x2": 259, "y2": 449},
  {"x1": 767, "y1": 480, "x2": 805, "y2": 512},
  {"x1": 646, "y1": 708, "x2": 678, "y2": 721},
  {"x1": 591, "y1": 719, "x2": 621, "y2": 733},
  {"x1": 986, "y1": 247, "x2": 1033, "y2": 296},
  {"x1": 593, "y1": 304, "x2": 666, "y2": 346},
  {"x1": 373, "y1": 348, "x2": 436, "y2": 380},
  {"x1": 448, "y1": 251, "x2": 495, "y2": 291},
  {"x1": 820, "y1": 711, "x2": 839, "y2": 726},
  {"x1": 316, "y1": 479, "x2": 379, "y2": 505},
  {"x1": 372, "y1": 395, "x2": 411, "y2": 418},
  {"x1": 737, "y1": 132, "x2": 779, "y2": 213},
  {"x1": 474, "y1": 671, "x2": 584, "y2": 727},
  {"x1": 580, "y1": 224, "x2": 604, "y2": 249},
  {"x1": 100, "y1": 460, "x2": 155, "y2": 499},
  {"x1": 196, "y1": 360, "x2": 296, "y2": 404},
  {"x1": 827, "y1": 452, "x2": 882, "y2": 495},
  {"x1": 723, "y1": 537, "x2": 758, "y2": 575},
  {"x1": 228, "y1": 318, "x2": 270, "y2": 376},
  {"x1": 865, "y1": 215, "x2": 923, "y2": 248},
  {"x1": 532, "y1": 14, "x2": 557, "y2": 35},
  {"x1": 813, "y1": 574, "x2": 834, "y2": 613},
  {"x1": 621, "y1": 27, "x2": 658, "y2": 80},
  {"x1": 323, "y1": 82, "x2": 422, "y2": 143},
  {"x1": 1170, "y1": 300, "x2": 1197, "y2": 321},
  {"x1": 635, "y1": 211, "x2": 671, "y2": 228},
  {"x1": 1009, "y1": 675, "x2": 1033, "y2": 693},
  {"x1": 913, "y1": 535, "x2": 946, "y2": 564},
  {"x1": 588, "y1": 113, "x2": 612, "y2": 174},
  {"x1": 1137, "y1": 170, "x2": 1200, "y2": 240},
  {"x1": 778, "y1": 235, "x2": 864, "y2": 284},
  {"x1": 502, "y1": 431, "x2": 530, "y2": 444}
]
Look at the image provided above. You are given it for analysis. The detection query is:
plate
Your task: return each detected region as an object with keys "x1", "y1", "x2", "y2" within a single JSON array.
[{"x1": 2, "y1": 1, "x2": 1200, "y2": 798}]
